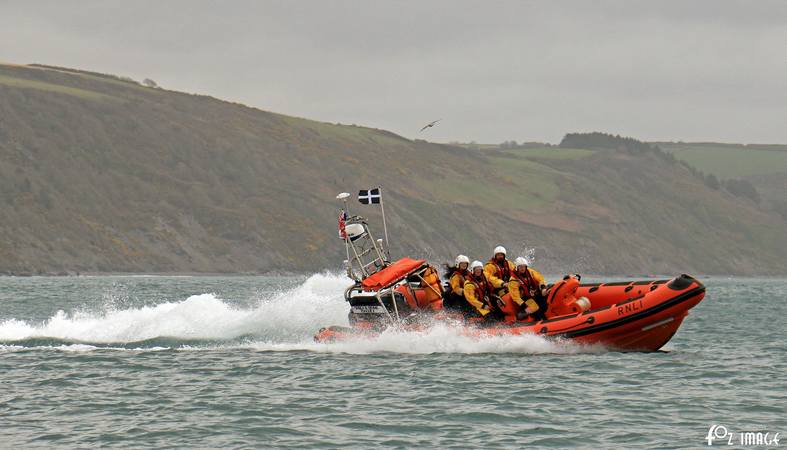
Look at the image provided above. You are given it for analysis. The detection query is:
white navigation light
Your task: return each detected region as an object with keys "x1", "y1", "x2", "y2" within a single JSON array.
[
  {"x1": 336, "y1": 192, "x2": 351, "y2": 200},
  {"x1": 344, "y1": 223, "x2": 366, "y2": 239}
]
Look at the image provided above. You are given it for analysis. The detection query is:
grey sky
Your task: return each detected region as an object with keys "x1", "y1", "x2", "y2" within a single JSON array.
[{"x1": 1, "y1": 1, "x2": 786, "y2": 144}]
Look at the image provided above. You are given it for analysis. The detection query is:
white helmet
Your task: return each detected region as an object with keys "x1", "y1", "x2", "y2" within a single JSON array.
[
  {"x1": 514, "y1": 256, "x2": 530, "y2": 268},
  {"x1": 455, "y1": 254, "x2": 470, "y2": 266},
  {"x1": 493, "y1": 245, "x2": 507, "y2": 256},
  {"x1": 469, "y1": 260, "x2": 484, "y2": 271}
]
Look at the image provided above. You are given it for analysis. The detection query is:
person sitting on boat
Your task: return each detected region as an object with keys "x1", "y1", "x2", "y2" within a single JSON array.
[
  {"x1": 484, "y1": 245, "x2": 516, "y2": 294},
  {"x1": 443, "y1": 255, "x2": 470, "y2": 310},
  {"x1": 508, "y1": 256, "x2": 548, "y2": 321},
  {"x1": 418, "y1": 264, "x2": 444, "y2": 309},
  {"x1": 463, "y1": 260, "x2": 500, "y2": 320}
]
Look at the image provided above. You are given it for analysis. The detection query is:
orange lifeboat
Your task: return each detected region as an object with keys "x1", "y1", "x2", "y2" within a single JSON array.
[
  {"x1": 323, "y1": 201, "x2": 705, "y2": 351},
  {"x1": 315, "y1": 273, "x2": 706, "y2": 352}
]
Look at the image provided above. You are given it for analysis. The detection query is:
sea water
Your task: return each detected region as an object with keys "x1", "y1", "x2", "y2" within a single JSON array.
[{"x1": 1, "y1": 275, "x2": 785, "y2": 448}]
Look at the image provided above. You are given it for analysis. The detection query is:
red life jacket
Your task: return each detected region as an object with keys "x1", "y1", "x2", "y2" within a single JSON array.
[
  {"x1": 510, "y1": 269, "x2": 537, "y2": 297},
  {"x1": 466, "y1": 273, "x2": 492, "y2": 305},
  {"x1": 487, "y1": 259, "x2": 512, "y2": 283}
]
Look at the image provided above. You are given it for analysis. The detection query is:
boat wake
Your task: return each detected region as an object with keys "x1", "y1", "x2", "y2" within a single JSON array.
[{"x1": 0, "y1": 273, "x2": 601, "y2": 355}]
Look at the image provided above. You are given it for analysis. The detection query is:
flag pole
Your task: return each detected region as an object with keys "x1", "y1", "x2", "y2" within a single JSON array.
[
  {"x1": 378, "y1": 185, "x2": 390, "y2": 259},
  {"x1": 336, "y1": 192, "x2": 351, "y2": 262}
]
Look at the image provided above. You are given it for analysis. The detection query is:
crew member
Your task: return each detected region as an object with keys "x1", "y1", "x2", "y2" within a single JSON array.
[
  {"x1": 463, "y1": 260, "x2": 496, "y2": 319},
  {"x1": 508, "y1": 256, "x2": 548, "y2": 320},
  {"x1": 484, "y1": 246, "x2": 516, "y2": 293},
  {"x1": 443, "y1": 255, "x2": 470, "y2": 310},
  {"x1": 419, "y1": 265, "x2": 443, "y2": 309}
]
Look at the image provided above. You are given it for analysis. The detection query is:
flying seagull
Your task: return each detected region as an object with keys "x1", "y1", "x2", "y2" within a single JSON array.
[{"x1": 419, "y1": 119, "x2": 441, "y2": 132}]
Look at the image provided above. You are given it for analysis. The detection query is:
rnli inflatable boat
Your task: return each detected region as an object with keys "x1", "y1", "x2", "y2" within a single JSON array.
[
  {"x1": 319, "y1": 198, "x2": 706, "y2": 351},
  {"x1": 315, "y1": 266, "x2": 705, "y2": 351}
]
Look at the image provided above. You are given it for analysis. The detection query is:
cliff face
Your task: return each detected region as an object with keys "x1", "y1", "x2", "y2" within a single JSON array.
[{"x1": 2, "y1": 63, "x2": 786, "y2": 275}]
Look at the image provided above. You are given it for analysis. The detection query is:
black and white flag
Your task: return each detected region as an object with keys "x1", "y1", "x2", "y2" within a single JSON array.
[{"x1": 358, "y1": 188, "x2": 381, "y2": 205}]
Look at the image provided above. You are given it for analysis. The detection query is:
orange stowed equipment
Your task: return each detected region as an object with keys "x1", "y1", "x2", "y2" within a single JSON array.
[
  {"x1": 392, "y1": 265, "x2": 444, "y2": 311},
  {"x1": 545, "y1": 275, "x2": 591, "y2": 317},
  {"x1": 362, "y1": 258, "x2": 426, "y2": 291},
  {"x1": 496, "y1": 292, "x2": 521, "y2": 323}
]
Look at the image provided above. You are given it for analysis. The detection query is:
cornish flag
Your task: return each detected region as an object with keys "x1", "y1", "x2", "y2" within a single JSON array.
[{"x1": 358, "y1": 188, "x2": 381, "y2": 204}]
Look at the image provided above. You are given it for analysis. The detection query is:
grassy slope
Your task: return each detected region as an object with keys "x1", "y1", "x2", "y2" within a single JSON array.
[
  {"x1": 2, "y1": 63, "x2": 786, "y2": 275},
  {"x1": 657, "y1": 142, "x2": 787, "y2": 221},
  {"x1": 657, "y1": 142, "x2": 787, "y2": 179}
]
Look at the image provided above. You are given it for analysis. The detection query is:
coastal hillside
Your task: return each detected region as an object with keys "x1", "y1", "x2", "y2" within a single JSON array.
[
  {"x1": 656, "y1": 142, "x2": 787, "y2": 221},
  {"x1": 2, "y1": 63, "x2": 786, "y2": 275}
]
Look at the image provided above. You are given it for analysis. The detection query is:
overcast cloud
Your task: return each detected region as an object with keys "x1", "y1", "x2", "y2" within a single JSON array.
[{"x1": 1, "y1": 1, "x2": 786, "y2": 144}]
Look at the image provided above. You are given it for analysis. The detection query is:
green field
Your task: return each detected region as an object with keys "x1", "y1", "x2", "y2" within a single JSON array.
[
  {"x1": 0, "y1": 74, "x2": 111, "y2": 101},
  {"x1": 428, "y1": 154, "x2": 560, "y2": 210},
  {"x1": 470, "y1": 144, "x2": 595, "y2": 160},
  {"x1": 658, "y1": 143, "x2": 787, "y2": 178}
]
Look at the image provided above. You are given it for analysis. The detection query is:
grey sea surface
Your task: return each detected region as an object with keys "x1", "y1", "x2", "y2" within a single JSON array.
[{"x1": 1, "y1": 275, "x2": 785, "y2": 449}]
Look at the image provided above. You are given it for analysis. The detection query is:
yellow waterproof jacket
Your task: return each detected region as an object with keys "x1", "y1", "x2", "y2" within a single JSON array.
[
  {"x1": 449, "y1": 270, "x2": 468, "y2": 296},
  {"x1": 420, "y1": 266, "x2": 443, "y2": 304},
  {"x1": 463, "y1": 277, "x2": 491, "y2": 316},
  {"x1": 508, "y1": 268, "x2": 547, "y2": 311},
  {"x1": 484, "y1": 259, "x2": 516, "y2": 289},
  {"x1": 420, "y1": 266, "x2": 442, "y2": 291}
]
